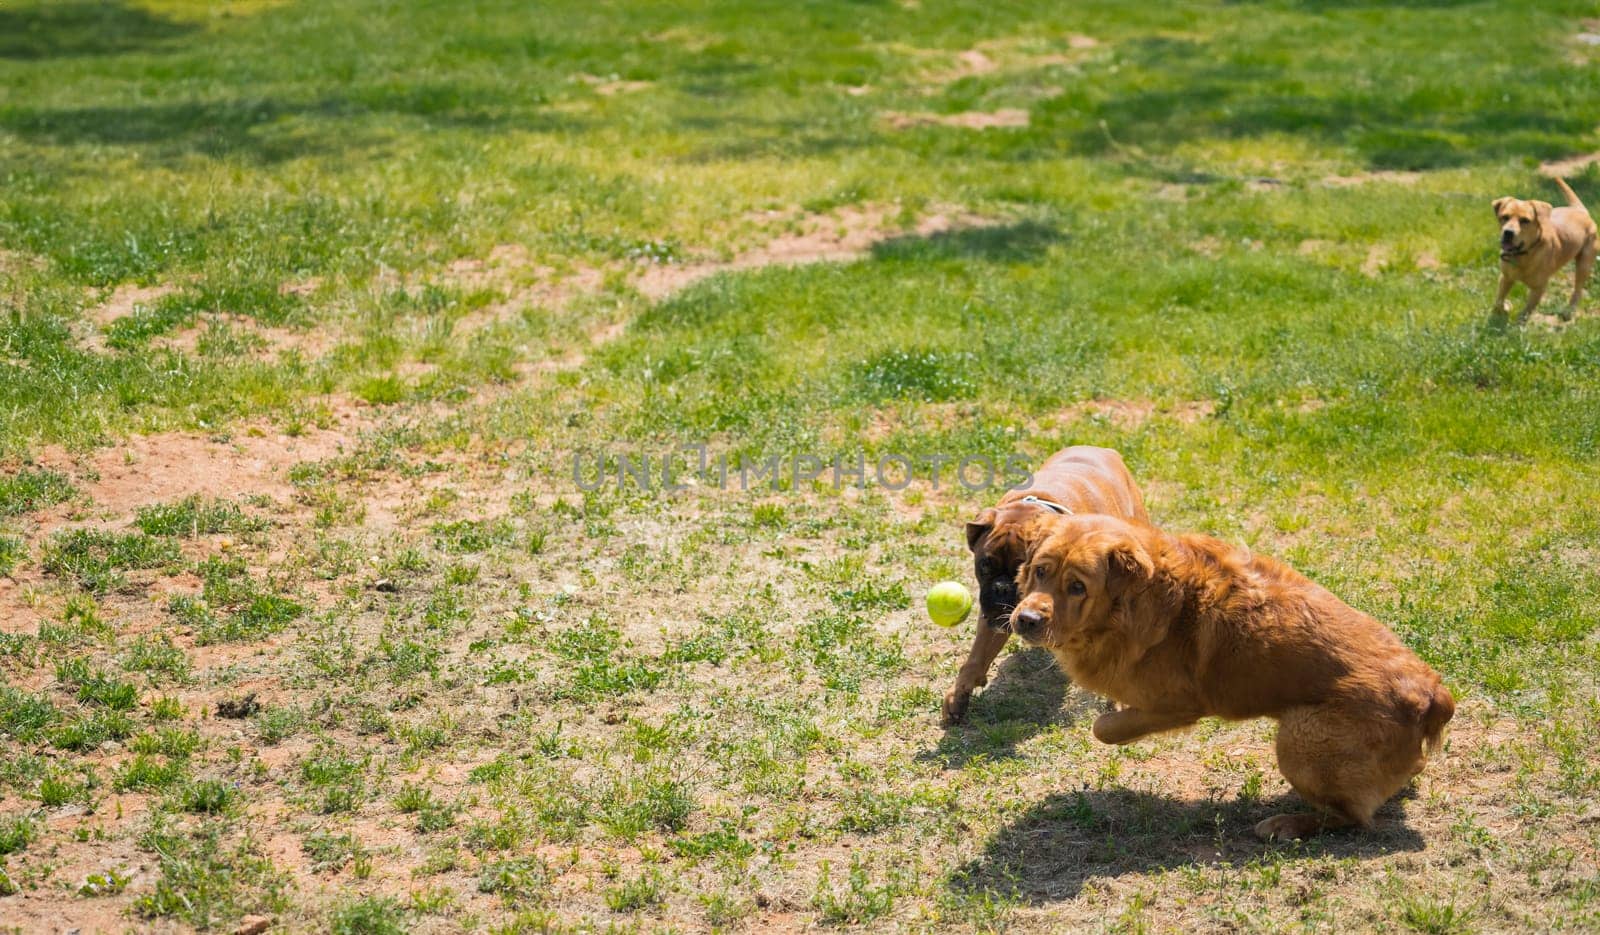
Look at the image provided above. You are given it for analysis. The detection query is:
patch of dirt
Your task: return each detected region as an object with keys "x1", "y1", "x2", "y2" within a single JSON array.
[
  {"x1": 1297, "y1": 238, "x2": 1332, "y2": 255},
  {"x1": 0, "y1": 827, "x2": 159, "y2": 935},
  {"x1": 1527, "y1": 310, "x2": 1574, "y2": 330},
  {"x1": 634, "y1": 203, "x2": 1005, "y2": 300},
  {"x1": 1555, "y1": 542, "x2": 1600, "y2": 570},
  {"x1": 423, "y1": 243, "x2": 610, "y2": 335},
  {"x1": 26, "y1": 402, "x2": 374, "y2": 525},
  {"x1": 363, "y1": 201, "x2": 1005, "y2": 357},
  {"x1": 439, "y1": 243, "x2": 539, "y2": 292},
  {"x1": 1245, "y1": 177, "x2": 1288, "y2": 192},
  {"x1": 1539, "y1": 151, "x2": 1600, "y2": 177},
  {"x1": 76, "y1": 282, "x2": 181, "y2": 352},
  {"x1": 278, "y1": 276, "x2": 323, "y2": 297},
  {"x1": 882, "y1": 108, "x2": 1030, "y2": 130},
  {"x1": 151, "y1": 313, "x2": 339, "y2": 361},
  {"x1": 1361, "y1": 244, "x2": 1390, "y2": 277},
  {"x1": 575, "y1": 73, "x2": 654, "y2": 95},
  {"x1": 0, "y1": 578, "x2": 47, "y2": 635},
  {"x1": 0, "y1": 247, "x2": 45, "y2": 276},
  {"x1": 459, "y1": 266, "x2": 607, "y2": 333},
  {"x1": 1320, "y1": 170, "x2": 1424, "y2": 187},
  {"x1": 86, "y1": 283, "x2": 178, "y2": 328},
  {"x1": 918, "y1": 36, "x2": 1100, "y2": 89},
  {"x1": 941, "y1": 49, "x2": 998, "y2": 81},
  {"x1": 1053, "y1": 398, "x2": 1216, "y2": 430},
  {"x1": 842, "y1": 401, "x2": 985, "y2": 447},
  {"x1": 645, "y1": 27, "x2": 718, "y2": 53}
]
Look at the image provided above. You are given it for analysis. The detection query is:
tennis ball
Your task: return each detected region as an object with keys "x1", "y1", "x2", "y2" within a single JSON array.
[{"x1": 926, "y1": 581, "x2": 973, "y2": 628}]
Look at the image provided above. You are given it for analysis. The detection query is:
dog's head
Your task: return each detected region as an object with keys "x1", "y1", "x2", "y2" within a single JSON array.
[
  {"x1": 965, "y1": 504, "x2": 1058, "y2": 631},
  {"x1": 1492, "y1": 196, "x2": 1551, "y2": 258},
  {"x1": 1009, "y1": 514, "x2": 1157, "y2": 651}
]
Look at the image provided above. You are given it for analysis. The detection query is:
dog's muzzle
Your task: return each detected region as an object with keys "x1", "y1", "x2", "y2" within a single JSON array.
[{"x1": 1010, "y1": 607, "x2": 1047, "y2": 639}]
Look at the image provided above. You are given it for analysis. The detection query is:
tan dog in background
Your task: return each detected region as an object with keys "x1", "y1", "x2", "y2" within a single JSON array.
[
  {"x1": 1491, "y1": 177, "x2": 1596, "y2": 322},
  {"x1": 943, "y1": 446, "x2": 1148, "y2": 724},
  {"x1": 1010, "y1": 513, "x2": 1454, "y2": 840}
]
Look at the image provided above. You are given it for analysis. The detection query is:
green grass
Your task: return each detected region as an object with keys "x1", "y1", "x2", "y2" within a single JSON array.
[
  {"x1": 1, "y1": 0, "x2": 1599, "y2": 931},
  {"x1": 134, "y1": 496, "x2": 265, "y2": 537},
  {"x1": 0, "y1": 535, "x2": 24, "y2": 576},
  {"x1": 41, "y1": 529, "x2": 180, "y2": 593},
  {"x1": 0, "y1": 468, "x2": 73, "y2": 515}
]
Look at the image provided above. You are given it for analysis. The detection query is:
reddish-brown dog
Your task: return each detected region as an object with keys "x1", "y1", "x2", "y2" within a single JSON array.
[
  {"x1": 1010, "y1": 513, "x2": 1454, "y2": 839},
  {"x1": 943, "y1": 447, "x2": 1148, "y2": 724}
]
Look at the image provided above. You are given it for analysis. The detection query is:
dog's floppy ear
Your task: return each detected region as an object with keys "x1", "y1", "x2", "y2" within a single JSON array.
[
  {"x1": 1533, "y1": 200, "x2": 1553, "y2": 224},
  {"x1": 1492, "y1": 196, "x2": 1511, "y2": 216},
  {"x1": 1104, "y1": 532, "x2": 1168, "y2": 650},
  {"x1": 1103, "y1": 532, "x2": 1155, "y2": 596},
  {"x1": 965, "y1": 508, "x2": 997, "y2": 552}
]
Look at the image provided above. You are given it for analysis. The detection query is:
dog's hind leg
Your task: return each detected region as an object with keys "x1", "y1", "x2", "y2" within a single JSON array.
[
  {"x1": 943, "y1": 623, "x2": 1010, "y2": 725},
  {"x1": 1566, "y1": 242, "x2": 1595, "y2": 320},
  {"x1": 1255, "y1": 706, "x2": 1419, "y2": 841}
]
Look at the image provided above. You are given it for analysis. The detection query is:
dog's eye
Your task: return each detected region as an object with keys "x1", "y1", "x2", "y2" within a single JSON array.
[{"x1": 1067, "y1": 580, "x2": 1086, "y2": 596}]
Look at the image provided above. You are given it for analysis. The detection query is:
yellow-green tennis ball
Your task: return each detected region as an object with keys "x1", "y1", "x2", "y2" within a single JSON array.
[{"x1": 926, "y1": 581, "x2": 973, "y2": 628}]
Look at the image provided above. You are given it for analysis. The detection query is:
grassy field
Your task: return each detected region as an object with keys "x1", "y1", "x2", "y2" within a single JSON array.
[{"x1": 2, "y1": 0, "x2": 1600, "y2": 931}]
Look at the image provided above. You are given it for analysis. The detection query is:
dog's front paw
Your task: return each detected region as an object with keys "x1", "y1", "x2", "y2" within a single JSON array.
[
  {"x1": 1253, "y1": 813, "x2": 1325, "y2": 842},
  {"x1": 941, "y1": 688, "x2": 972, "y2": 725}
]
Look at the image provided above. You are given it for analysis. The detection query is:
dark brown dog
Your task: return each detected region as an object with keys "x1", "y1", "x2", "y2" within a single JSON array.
[
  {"x1": 1491, "y1": 177, "x2": 1596, "y2": 322},
  {"x1": 1011, "y1": 513, "x2": 1454, "y2": 840},
  {"x1": 943, "y1": 446, "x2": 1148, "y2": 724}
]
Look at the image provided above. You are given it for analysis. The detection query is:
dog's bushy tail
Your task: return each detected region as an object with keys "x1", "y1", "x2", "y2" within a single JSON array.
[
  {"x1": 1420, "y1": 681, "x2": 1455, "y2": 762},
  {"x1": 1555, "y1": 176, "x2": 1586, "y2": 210}
]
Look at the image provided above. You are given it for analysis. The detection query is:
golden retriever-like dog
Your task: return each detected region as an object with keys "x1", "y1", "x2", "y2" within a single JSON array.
[
  {"x1": 944, "y1": 446, "x2": 1148, "y2": 725},
  {"x1": 1491, "y1": 177, "x2": 1596, "y2": 322},
  {"x1": 1009, "y1": 513, "x2": 1454, "y2": 840}
]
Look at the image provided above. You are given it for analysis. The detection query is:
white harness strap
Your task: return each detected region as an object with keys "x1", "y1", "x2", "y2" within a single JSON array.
[{"x1": 1020, "y1": 495, "x2": 1073, "y2": 515}]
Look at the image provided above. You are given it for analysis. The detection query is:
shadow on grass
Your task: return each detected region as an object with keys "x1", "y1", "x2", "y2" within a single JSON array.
[
  {"x1": 950, "y1": 787, "x2": 1426, "y2": 903},
  {"x1": 0, "y1": 1, "x2": 194, "y2": 60},
  {"x1": 0, "y1": 93, "x2": 584, "y2": 165},
  {"x1": 1039, "y1": 31, "x2": 1595, "y2": 171},
  {"x1": 919, "y1": 648, "x2": 1091, "y2": 768},
  {"x1": 871, "y1": 220, "x2": 1065, "y2": 264},
  {"x1": 1269, "y1": 0, "x2": 1485, "y2": 8}
]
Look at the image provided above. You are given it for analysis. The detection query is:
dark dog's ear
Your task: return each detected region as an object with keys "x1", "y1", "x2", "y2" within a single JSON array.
[
  {"x1": 965, "y1": 508, "x2": 997, "y2": 552},
  {"x1": 1533, "y1": 200, "x2": 1553, "y2": 224},
  {"x1": 1492, "y1": 196, "x2": 1511, "y2": 217}
]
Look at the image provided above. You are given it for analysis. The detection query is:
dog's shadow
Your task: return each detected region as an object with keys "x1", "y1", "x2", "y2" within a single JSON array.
[
  {"x1": 920, "y1": 647, "x2": 1097, "y2": 768},
  {"x1": 948, "y1": 787, "x2": 1427, "y2": 904},
  {"x1": 925, "y1": 648, "x2": 1427, "y2": 900}
]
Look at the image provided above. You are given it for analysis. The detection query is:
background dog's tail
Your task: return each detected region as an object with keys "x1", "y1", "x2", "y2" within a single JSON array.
[
  {"x1": 1420, "y1": 681, "x2": 1456, "y2": 761},
  {"x1": 1554, "y1": 176, "x2": 1586, "y2": 210}
]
